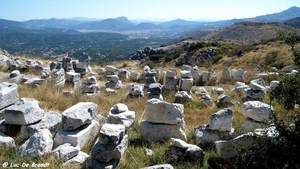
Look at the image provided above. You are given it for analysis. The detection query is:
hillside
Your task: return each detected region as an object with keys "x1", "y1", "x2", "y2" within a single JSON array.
[
  {"x1": 201, "y1": 21, "x2": 300, "y2": 42},
  {"x1": 284, "y1": 17, "x2": 300, "y2": 29},
  {"x1": 0, "y1": 38, "x2": 299, "y2": 168}
]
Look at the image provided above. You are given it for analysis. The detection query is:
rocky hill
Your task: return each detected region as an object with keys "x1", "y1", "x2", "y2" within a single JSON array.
[{"x1": 201, "y1": 21, "x2": 300, "y2": 43}]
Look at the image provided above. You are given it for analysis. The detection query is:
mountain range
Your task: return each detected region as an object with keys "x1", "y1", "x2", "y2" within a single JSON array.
[{"x1": 1, "y1": 6, "x2": 300, "y2": 37}]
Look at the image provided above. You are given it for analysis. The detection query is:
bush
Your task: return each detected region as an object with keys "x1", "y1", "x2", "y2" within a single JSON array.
[
  {"x1": 270, "y1": 73, "x2": 300, "y2": 110},
  {"x1": 208, "y1": 113, "x2": 300, "y2": 169},
  {"x1": 265, "y1": 50, "x2": 278, "y2": 65}
]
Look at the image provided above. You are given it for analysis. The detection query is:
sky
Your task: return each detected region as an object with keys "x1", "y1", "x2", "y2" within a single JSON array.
[{"x1": 1, "y1": 0, "x2": 300, "y2": 22}]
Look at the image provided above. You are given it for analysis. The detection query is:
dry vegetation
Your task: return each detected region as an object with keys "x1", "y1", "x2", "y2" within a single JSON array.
[{"x1": 0, "y1": 40, "x2": 296, "y2": 168}]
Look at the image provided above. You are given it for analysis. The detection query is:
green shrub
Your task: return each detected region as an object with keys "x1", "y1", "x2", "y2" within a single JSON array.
[{"x1": 265, "y1": 50, "x2": 279, "y2": 65}]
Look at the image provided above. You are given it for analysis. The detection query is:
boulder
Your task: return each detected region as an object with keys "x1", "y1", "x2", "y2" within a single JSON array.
[
  {"x1": 62, "y1": 102, "x2": 97, "y2": 131},
  {"x1": 180, "y1": 70, "x2": 192, "y2": 78},
  {"x1": 163, "y1": 76, "x2": 178, "y2": 90},
  {"x1": 241, "y1": 118, "x2": 269, "y2": 132},
  {"x1": 91, "y1": 135, "x2": 128, "y2": 163},
  {"x1": 195, "y1": 87, "x2": 209, "y2": 96},
  {"x1": 106, "y1": 106, "x2": 135, "y2": 130},
  {"x1": 165, "y1": 70, "x2": 177, "y2": 78},
  {"x1": 149, "y1": 83, "x2": 163, "y2": 95},
  {"x1": 174, "y1": 91, "x2": 192, "y2": 103},
  {"x1": 53, "y1": 143, "x2": 80, "y2": 162},
  {"x1": 0, "y1": 82, "x2": 19, "y2": 110},
  {"x1": 51, "y1": 68, "x2": 65, "y2": 83},
  {"x1": 179, "y1": 78, "x2": 193, "y2": 91},
  {"x1": 65, "y1": 72, "x2": 81, "y2": 82},
  {"x1": 140, "y1": 120, "x2": 186, "y2": 142},
  {"x1": 128, "y1": 84, "x2": 144, "y2": 97},
  {"x1": 20, "y1": 111, "x2": 62, "y2": 139},
  {"x1": 54, "y1": 120, "x2": 100, "y2": 149},
  {"x1": 241, "y1": 101, "x2": 274, "y2": 122},
  {"x1": 249, "y1": 78, "x2": 266, "y2": 91},
  {"x1": 215, "y1": 133, "x2": 255, "y2": 158},
  {"x1": 194, "y1": 124, "x2": 236, "y2": 145},
  {"x1": 200, "y1": 95, "x2": 214, "y2": 106},
  {"x1": 86, "y1": 76, "x2": 97, "y2": 84},
  {"x1": 98, "y1": 124, "x2": 125, "y2": 145},
  {"x1": 5, "y1": 98, "x2": 44, "y2": 125},
  {"x1": 63, "y1": 151, "x2": 89, "y2": 166},
  {"x1": 217, "y1": 94, "x2": 232, "y2": 106},
  {"x1": 18, "y1": 129, "x2": 53, "y2": 158},
  {"x1": 145, "y1": 99, "x2": 184, "y2": 125},
  {"x1": 105, "y1": 65, "x2": 118, "y2": 73},
  {"x1": 220, "y1": 67, "x2": 231, "y2": 81},
  {"x1": 0, "y1": 132, "x2": 16, "y2": 148},
  {"x1": 170, "y1": 138, "x2": 205, "y2": 162},
  {"x1": 209, "y1": 108, "x2": 233, "y2": 132}
]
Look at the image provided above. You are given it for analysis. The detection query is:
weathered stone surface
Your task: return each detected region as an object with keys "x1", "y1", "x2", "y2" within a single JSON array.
[
  {"x1": 107, "y1": 106, "x2": 135, "y2": 130},
  {"x1": 182, "y1": 64, "x2": 192, "y2": 71},
  {"x1": 201, "y1": 71, "x2": 209, "y2": 82},
  {"x1": 9, "y1": 70, "x2": 20, "y2": 79},
  {"x1": 179, "y1": 78, "x2": 193, "y2": 91},
  {"x1": 75, "y1": 62, "x2": 88, "y2": 75},
  {"x1": 0, "y1": 132, "x2": 16, "y2": 148},
  {"x1": 220, "y1": 67, "x2": 231, "y2": 81},
  {"x1": 66, "y1": 72, "x2": 81, "y2": 82},
  {"x1": 140, "y1": 120, "x2": 186, "y2": 142},
  {"x1": 105, "y1": 80, "x2": 122, "y2": 89},
  {"x1": 112, "y1": 103, "x2": 128, "y2": 113},
  {"x1": 63, "y1": 151, "x2": 89, "y2": 166},
  {"x1": 249, "y1": 78, "x2": 266, "y2": 91},
  {"x1": 231, "y1": 68, "x2": 245, "y2": 81},
  {"x1": 282, "y1": 65, "x2": 293, "y2": 73},
  {"x1": 5, "y1": 98, "x2": 44, "y2": 125},
  {"x1": 170, "y1": 138, "x2": 205, "y2": 163},
  {"x1": 209, "y1": 108, "x2": 233, "y2": 132},
  {"x1": 142, "y1": 164, "x2": 174, "y2": 169},
  {"x1": 149, "y1": 83, "x2": 163, "y2": 95},
  {"x1": 86, "y1": 76, "x2": 97, "y2": 84},
  {"x1": 51, "y1": 68, "x2": 65, "y2": 83},
  {"x1": 163, "y1": 76, "x2": 178, "y2": 90},
  {"x1": 195, "y1": 87, "x2": 209, "y2": 96},
  {"x1": 241, "y1": 118, "x2": 269, "y2": 132},
  {"x1": 20, "y1": 111, "x2": 62, "y2": 139},
  {"x1": 215, "y1": 133, "x2": 255, "y2": 158},
  {"x1": 194, "y1": 124, "x2": 237, "y2": 145},
  {"x1": 91, "y1": 135, "x2": 128, "y2": 163},
  {"x1": 86, "y1": 158, "x2": 118, "y2": 169},
  {"x1": 99, "y1": 124, "x2": 125, "y2": 145},
  {"x1": 217, "y1": 94, "x2": 232, "y2": 106},
  {"x1": 200, "y1": 95, "x2": 214, "y2": 106},
  {"x1": 128, "y1": 84, "x2": 144, "y2": 97},
  {"x1": 165, "y1": 70, "x2": 177, "y2": 78},
  {"x1": 119, "y1": 69, "x2": 131, "y2": 79},
  {"x1": 83, "y1": 83, "x2": 100, "y2": 93},
  {"x1": 54, "y1": 120, "x2": 100, "y2": 149},
  {"x1": 18, "y1": 129, "x2": 53, "y2": 158},
  {"x1": 105, "y1": 65, "x2": 118, "y2": 73},
  {"x1": 0, "y1": 82, "x2": 19, "y2": 110},
  {"x1": 241, "y1": 101, "x2": 274, "y2": 122},
  {"x1": 0, "y1": 120, "x2": 21, "y2": 136},
  {"x1": 180, "y1": 70, "x2": 192, "y2": 78},
  {"x1": 243, "y1": 88, "x2": 266, "y2": 99},
  {"x1": 62, "y1": 102, "x2": 97, "y2": 131},
  {"x1": 53, "y1": 143, "x2": 80, "y2": 162},
  {"x1": 212, "y1": 87, "x2": 224, "y2": 95},
  {"x1": 270, "y1": 80, "x2": 280, "y2": 89},
  {"x1": 145, "y1": 99, "x2": 184, "y2": 125},
  {"x1": 174, "y1": 91, "x2": 192, "y2": 103}
]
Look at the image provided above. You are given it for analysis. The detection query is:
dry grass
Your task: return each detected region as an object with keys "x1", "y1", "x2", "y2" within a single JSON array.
[{"x1": 0, "y1": 41, "x2": 296, "y2": 168}]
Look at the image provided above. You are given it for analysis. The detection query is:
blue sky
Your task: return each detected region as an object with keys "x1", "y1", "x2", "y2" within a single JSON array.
[{"x1": 1, "y1": 0, "x2": 300, "y2": 21}]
